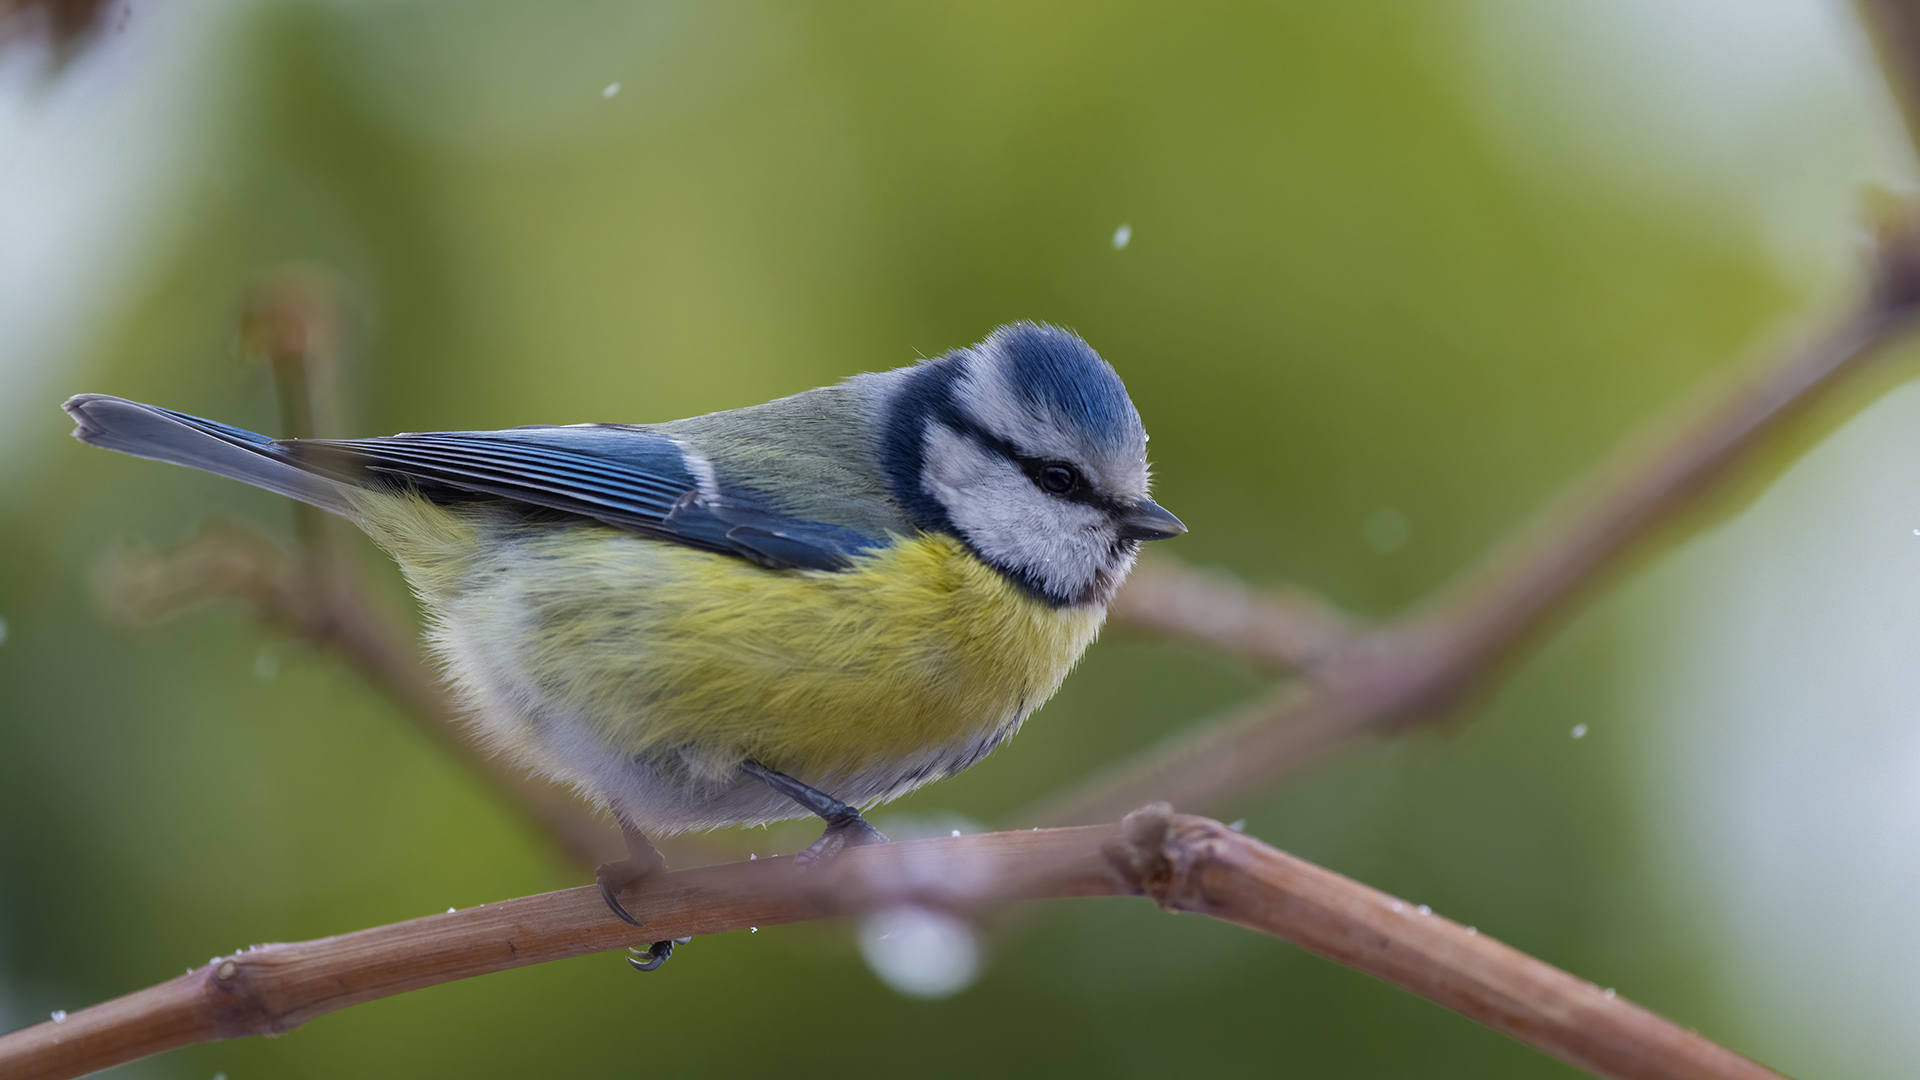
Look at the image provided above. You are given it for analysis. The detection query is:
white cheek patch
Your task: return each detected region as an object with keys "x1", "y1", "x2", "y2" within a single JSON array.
[{"x1": 922, "y1": 424, "x2": 1112, "y2": 601}]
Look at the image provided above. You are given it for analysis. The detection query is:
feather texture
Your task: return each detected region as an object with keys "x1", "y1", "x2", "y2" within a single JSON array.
[
  {"x1": 299, "y1": 426, "x2": 883, "y2": 571},
  {"x1": 355, "y1": 492, "x2": 1103, "y2": 832}
]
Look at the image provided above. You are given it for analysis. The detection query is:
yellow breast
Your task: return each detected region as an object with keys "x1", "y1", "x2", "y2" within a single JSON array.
[{"x1": 358, "y1": 493, "x2": 1105, "y2": 797}]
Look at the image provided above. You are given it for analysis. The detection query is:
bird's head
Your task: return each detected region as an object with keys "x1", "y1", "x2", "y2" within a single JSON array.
[{"x1": 881, "y1": 322, "x2": 1185, "y2": 607}]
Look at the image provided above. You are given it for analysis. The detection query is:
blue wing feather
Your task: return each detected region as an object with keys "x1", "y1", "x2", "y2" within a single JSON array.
[{"x1": 296, "y1": 426, "x2": 881, "y2": 572}]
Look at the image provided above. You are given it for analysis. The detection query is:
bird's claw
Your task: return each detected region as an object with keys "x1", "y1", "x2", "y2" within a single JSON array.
[
  {"x1": 628, "y1": 937, "x2": 692, "y2": 972},
  {"x1": 596, "y1": 861, "x2": 648, "y2": 928}
]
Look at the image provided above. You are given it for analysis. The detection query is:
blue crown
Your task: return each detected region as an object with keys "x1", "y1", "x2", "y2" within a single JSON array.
[{"x1": 987, "y1": 322, "x2": 1140, "y2": 450}]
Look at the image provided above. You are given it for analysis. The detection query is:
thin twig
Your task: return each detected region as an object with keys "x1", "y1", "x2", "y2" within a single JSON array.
[
  {"x1": 1857, "y1": 0, "x2": 1920, "y2": 150},
  {"x1": 0, "y1": 810, "x2": 1785, "y2": 1080}
]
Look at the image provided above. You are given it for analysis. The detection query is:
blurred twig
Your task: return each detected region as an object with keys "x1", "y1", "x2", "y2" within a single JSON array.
[
  {"x1": 1107, "y1": 558, "x2": 1354, "y2": 672},
  {"x1": 0, "y1": 0, "x2": 118, "y2": 52},
  {"x1": 1072, "y1": 4, "x2": 1920, "y2": 826},
  {"x1": 1051, "y1": 232, "x2": 1920, "y2": 826},
  {"x1": 1857, "y1": 0, "x2": 1920, "y2": 150},
  {"x1": 0, "y1": 807, "x2": 1786, "y2": 1080}
]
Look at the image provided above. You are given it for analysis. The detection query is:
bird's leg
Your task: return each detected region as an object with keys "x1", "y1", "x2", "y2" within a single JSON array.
[
  {"x1": 596, "y1": 817, "x2": 667, "y2": 925},
  {"x1": 740, "y1": 758, "x2": 890, "y2": 868},
  {"x1": 594, "y1": 817, "x2": 685, "y2": 971}
]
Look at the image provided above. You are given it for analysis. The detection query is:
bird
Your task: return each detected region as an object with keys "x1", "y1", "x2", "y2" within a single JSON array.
[{"x1": 64, "y1": 321, "x2": 1185, "y2": 970}]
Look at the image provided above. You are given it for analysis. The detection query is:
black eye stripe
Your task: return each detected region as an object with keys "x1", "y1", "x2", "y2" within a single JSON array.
[{"x1": 936, "y1": 417, "x2": 1123, "y2": 512}]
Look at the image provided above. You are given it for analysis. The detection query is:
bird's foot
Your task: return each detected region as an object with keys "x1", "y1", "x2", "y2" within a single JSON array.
[
  {"x1": 794, "y1": 813, "x2": 890, "y2": 871},
  {"x1": 738, "y1": 758, "x2": 891, "y2": 871},
  {"x1": 595, "y1": 855, "x2": 661, "y2": 928},
  {"x1": 628, "y1": 937, "x2": 692, "y2": 972},
  {"x1": 596, "y1": 821, "x2": 680, "y2": 971}
]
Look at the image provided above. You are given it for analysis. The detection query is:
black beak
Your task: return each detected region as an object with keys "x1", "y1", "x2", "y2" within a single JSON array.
[{"x1": 1115, "y1": 498, "x2": 1187, "y2": 541}]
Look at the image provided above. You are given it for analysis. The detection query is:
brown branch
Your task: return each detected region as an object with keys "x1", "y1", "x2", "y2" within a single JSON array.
[
  {"x1": 1110, "y1": 806, "x2": 1784, "y2": 1080},
  {"x1": 1032, "y1": 230, "x2": 1920, "y2": 826},
  {"x1": 0, "y1": 809, "x2": 1785, "y2": 1080},
  {"x1": 1107, "y1": 557, "x2": 1356, "y2": 671}
]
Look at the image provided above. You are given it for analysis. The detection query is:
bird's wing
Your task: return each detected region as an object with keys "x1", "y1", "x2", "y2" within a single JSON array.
[{"x1": 293, "y1": 425, "x2": 883, "y2": 572}]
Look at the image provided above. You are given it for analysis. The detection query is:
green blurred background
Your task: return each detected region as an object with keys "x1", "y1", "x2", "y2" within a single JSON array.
[{"x1": 3, "y1": 0, "x2": 1918, "y2": 1076}]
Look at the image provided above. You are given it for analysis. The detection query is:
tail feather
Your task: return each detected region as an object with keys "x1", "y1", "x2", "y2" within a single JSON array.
[{"x1": 64, "y1": 394, "x2": 358, "y2": 517}]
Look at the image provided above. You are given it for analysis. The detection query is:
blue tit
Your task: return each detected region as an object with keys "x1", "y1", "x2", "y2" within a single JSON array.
[{"x1": 65, "y1": 321, "x2": 1184, "y2": 967}]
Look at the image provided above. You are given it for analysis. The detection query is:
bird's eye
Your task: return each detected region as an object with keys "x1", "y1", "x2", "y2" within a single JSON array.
[{"x1": 1037, "y1": 463, "x2": 1079, "y2": 495}]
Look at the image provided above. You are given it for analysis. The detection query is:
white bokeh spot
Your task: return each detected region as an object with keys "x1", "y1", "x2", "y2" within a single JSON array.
[{"x1": 857, "y1": 904, "x2": 980, "y2": 1000}]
